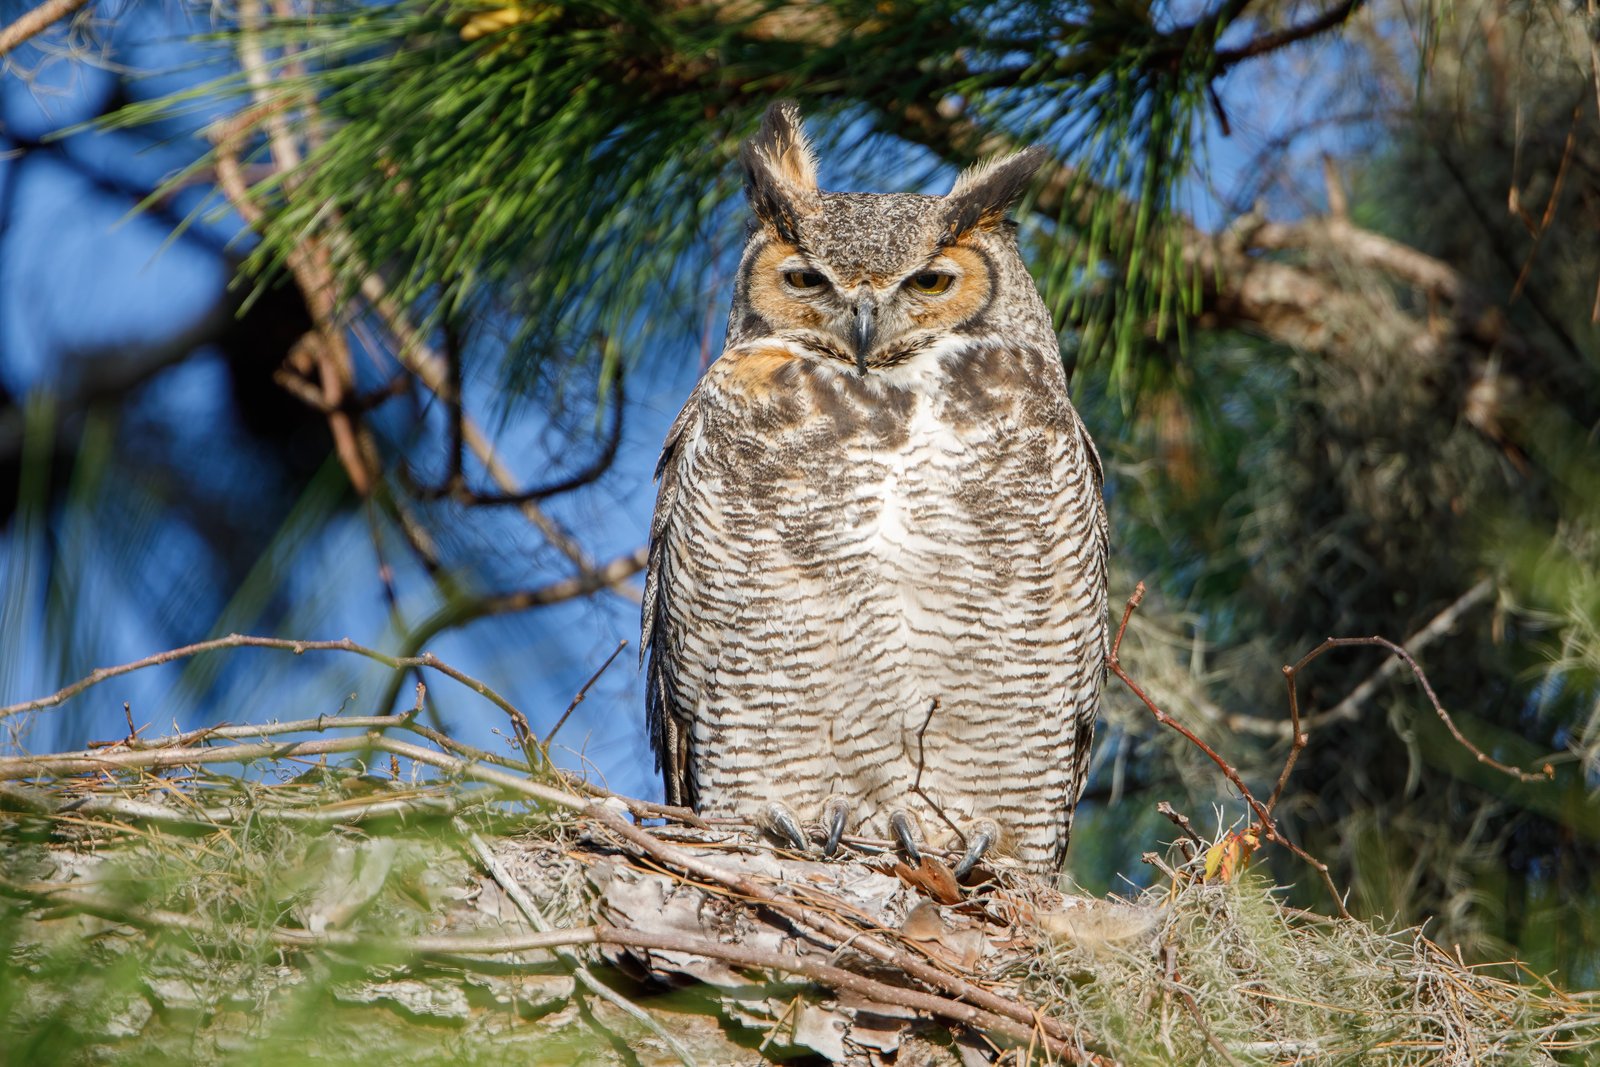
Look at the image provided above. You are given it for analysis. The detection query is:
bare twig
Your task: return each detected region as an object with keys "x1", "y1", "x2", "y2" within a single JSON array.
[
  {"x1": 416, "y1": 374, "x2": 628, "y2": 507},
  {"x1": 0, "y1": 733, "x2": 582, "y2": 808},
  {"x1": 0, "y1": 779, "x2": 486, "y2": 829},
  {"x1": 0, "y1": 635, "x2": 533, "y2": 753},
  {"x1": 1109, "y1": 583, "x2": 1352, "y2": 918},
  {"x1": 357, "y1": 271, "x2": 625, "y2": 586},
  {"x1": 1284, "y1": 636, "x2": 1552, "y2": 784},
  {"x1": 7, "y1": 651, "x2": 693, "y2": 826},
  {"x1": 1508, "y1": 102, "x2": 1581, "y2": 305},
  {"x1": 89, "y1": 712, "x2": 525, "y2": 772},
  {"x1": 544, "y1": 639, "x2": 630, "y2": 749},
  {"x1": 1112, "y1": 580, "x2": 1552, "y2": 919},
  {"x1": 1214, "y1": 0, "x2": 1366, "y2": 68},
  {"x1": 1266, "y1": 660, "x2": 1308, "y2": 815},
  {"x1": 911, "y1": 697, "x2": 965, "y2": 846},
  {"x1": 0, "y1": 0, "x2": 91, "y2": 57},
  {"x1": 1156, "y1": 801, "x2": 1204, "y2": 858},
  {"x1": 374, "y1": 548, "x2": 647, "y2": 717},
  {"x1": 225, "y1": 0, "x2": 374, "y2": 495},
  {"x1": 1175, "y1": 984, "x2": 1245, "y2": 1067},
  {"x1": 1231, "y1": 578, "x2": 1496, "y2": 738}
]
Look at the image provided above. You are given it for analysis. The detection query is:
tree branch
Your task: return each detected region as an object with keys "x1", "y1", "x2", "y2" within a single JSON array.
[
  {"x1": 1215, "y1": 0, "x2": 1366, "y2": 68},
  {"x1": 0, "y1": 0, "x2": 90, "y2": 57}
]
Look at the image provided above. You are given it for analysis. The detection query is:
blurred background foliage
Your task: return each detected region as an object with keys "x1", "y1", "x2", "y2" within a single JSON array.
[{"x1": 2, "y1": 0, "x2": 1598, "y2": 993}]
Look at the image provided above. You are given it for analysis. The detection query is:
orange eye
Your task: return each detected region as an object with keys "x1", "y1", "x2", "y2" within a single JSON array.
[
  {"x1": 909, "y1": 272, "x2": 954, "y2": 294},
  {"x1": 784, "y1": 270, "x2": 826, "y2": 290}
]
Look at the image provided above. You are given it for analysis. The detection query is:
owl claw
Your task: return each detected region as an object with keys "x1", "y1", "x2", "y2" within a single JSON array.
[
  {"x1": 889, "y1": 810, "x2": 923, "y2": 866},
  {"x1": 821, "y1": 797, "x2": 852, "y2": 857},
  {"x1": 953, "y1": 818, "x2": 999, "y2": 879},
  {"x1": 758, "y1": 802, "x2": 810, "y2": 853}
]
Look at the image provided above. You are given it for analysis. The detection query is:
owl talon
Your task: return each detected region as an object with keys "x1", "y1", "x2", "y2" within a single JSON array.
[
  {"x1": 889, "y1": 810, "x2": 923, "y2": 866},
  {"x1": 953, "y1": 818, "x2": 999, "y2": 879},
  {"x1": 759, "y1": 802, "x2": 811, "y2": 853},
  {"x1": 821, "y1": 797, "x2": 852, "y2": 857}
]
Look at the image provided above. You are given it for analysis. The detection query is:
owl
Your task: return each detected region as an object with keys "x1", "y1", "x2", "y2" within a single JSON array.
[{"x1": 642, "y1": 103, "x2": 1108, "y2": 876}]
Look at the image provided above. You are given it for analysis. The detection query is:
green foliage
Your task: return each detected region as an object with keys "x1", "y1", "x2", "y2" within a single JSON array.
[
  {"x1": 111, "y1": 0, "x2": 1256, "y2": 402},
  {"x1": 1067, "y1": 0, "x2": 1600, "y2": 983}
]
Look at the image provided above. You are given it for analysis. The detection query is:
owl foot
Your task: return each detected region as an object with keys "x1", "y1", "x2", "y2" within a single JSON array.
[
  {"x1": 758, "y1": 801, "x2": 810, "y2": 853},
  {"x1": 952, "y1": 818, "x2": 1000, "y2": 879},
  {"x1": 821, "y1": 797, "x2": 852, "y2": 857},
  {"x1": 889, "y1": 809, "x2": 923, "y2": 866}
]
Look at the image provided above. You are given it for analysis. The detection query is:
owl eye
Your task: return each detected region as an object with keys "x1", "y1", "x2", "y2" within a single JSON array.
[
  {"x1": 909, "y1": 271, "x2": 955, "y2": 294},
  {"x1": 783, "y1": 270, "x2": 827, "y2": 290}
]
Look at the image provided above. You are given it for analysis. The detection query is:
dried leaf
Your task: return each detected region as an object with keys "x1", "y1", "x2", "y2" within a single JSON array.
[
  {"x1": 1203, "y1": 827, "x2": 1260, "y2": 884},
  {"x1": 902, "y1": 901, "x2": 945, "y2": 942},
  {"x1": 891, "y1": 856, "x2": 963, "y2": 905}
]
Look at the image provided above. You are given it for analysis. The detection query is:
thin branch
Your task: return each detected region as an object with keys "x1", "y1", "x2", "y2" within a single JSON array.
[
  {"x1": 1111, "y1": 579, "x2": 1553, "y2": 919},
  {"x1": 240, "y1": 0, "x2": 372, "y2": 495},
  {"x1": 3, "y1": 643, "x2": 694, "y2": 828},
  {"x1": 400, "y1": 317, "x2": 468, "y2": 499},
  {"x1": 373, "y1": 547, "x2": 648, "y2": 717},
  {"x1": 0, "y1": 733, "x2": 585, "y2": 810},
  {"x1": 1175, "y1": 983, "x2": 1245, "y2": 1067},
  {"x1": 1229, "y1": 578, "x2": 1495, "y2": 738},
  {"x1": 911, "y1": 697, "x2": 965, "y2": 847},
  {"x1": 1108, "y1": 583, "x2": 1352, "y2": 918},
  {"x1": 1508, "y1": 102, "x2": 1581, "y2": 305},
  {"x1": 91, "y1": 712, "x2": 528, "y2": 772},
  {"x1": 450, "y1": 378, "x2": 627, "y2": 506},
  {"x1": 0, "y1": 0, "x2": 90, "y2": 57},
  {"x1": 544, "y1": 639, "x2": 630, "y2": 749},
  {"x1": 1284, "y1": 636, "x2": 1553, "y2": 784},
  {"x1": 1155, "y1": 801, "x2": 1204, "y2": 857},
  {"x1": 358, "y1": 270, "x2": 621, "y2": 584},
  {"x1": 1214, "y1": 0, "x2": 1366, "y2": 68},
  {"x1": 0, "y1": 635, "x2": 531, "y2": 751},
  {"x1": 0, "y1": 780, "x2": 486, "y2": 829}
]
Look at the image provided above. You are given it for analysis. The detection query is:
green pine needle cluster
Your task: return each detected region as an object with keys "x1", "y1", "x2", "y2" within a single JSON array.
[{"x1": 113, "y1": 0, "x2": 1255, "y2": 400}]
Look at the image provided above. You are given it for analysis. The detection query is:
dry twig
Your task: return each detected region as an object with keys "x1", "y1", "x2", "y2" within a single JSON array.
[
  {"x1": 0, "y1": 0, "x2": 91, "y2": 57},
  {"x1": 1110, "y1": 580, "x2": 1554, "y2": 919},
  {"x1": 1110, "y1": 582, "x2": 1352, "y2": 917}
]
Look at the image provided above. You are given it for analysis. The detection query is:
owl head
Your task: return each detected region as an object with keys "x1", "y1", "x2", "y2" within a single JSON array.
[{"x1": 726, "y1": 101, "x2": 1052, "y2": 376}]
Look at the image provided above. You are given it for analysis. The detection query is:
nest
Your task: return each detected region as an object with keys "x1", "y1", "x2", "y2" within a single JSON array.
[{"x1": 2, "y1": 711, "x2": 1597, "y2": 1066}]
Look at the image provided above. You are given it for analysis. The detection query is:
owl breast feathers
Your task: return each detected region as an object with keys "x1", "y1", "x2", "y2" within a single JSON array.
[{"x1": 642, "y1": 102, "x2": 1109, "y2": 874}]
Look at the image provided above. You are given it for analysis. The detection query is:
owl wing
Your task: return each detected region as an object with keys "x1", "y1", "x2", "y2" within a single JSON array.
[
  {"x1": 1062, "y1": 403, "x2": 1110, "y2": 829},
  {"x1": 641, "y1": 388, "x2": 703, "y2": 809}
]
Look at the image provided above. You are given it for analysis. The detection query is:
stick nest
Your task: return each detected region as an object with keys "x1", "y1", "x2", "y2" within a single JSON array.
[{"x1": 2, "y1": 730, "x2": 1596, "y2": 1066}]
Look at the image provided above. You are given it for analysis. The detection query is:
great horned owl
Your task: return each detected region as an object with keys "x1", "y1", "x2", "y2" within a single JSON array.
[{"x1": 642, "y1": 103, "x2": 1108, "y2": 875}]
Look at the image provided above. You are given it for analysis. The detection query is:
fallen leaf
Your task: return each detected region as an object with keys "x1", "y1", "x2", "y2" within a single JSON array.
[
  {"x1": 902, "y1": 901, "x2": 944, "y2": 942},
  {"x1": 891, "y1": 856, "x2": 962, "y2": 904},
  {"x1": 1203, "y1": 827, "x2": 1261, "y2": 883}
]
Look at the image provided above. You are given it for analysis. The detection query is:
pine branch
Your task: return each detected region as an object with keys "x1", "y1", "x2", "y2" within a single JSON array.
[{"x1": 0, "y1": 0, "x2": 91, "y2": 57}]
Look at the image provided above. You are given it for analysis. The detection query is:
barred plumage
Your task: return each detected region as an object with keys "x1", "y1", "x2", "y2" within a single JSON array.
[{"x1": 643, "y1": 103, "x2": 1108, "y2": 873}]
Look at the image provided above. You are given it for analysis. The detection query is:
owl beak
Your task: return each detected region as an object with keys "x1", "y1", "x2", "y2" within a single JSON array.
[{"x1": 851, "y1": 297, "x2": 876, "y2": 374}]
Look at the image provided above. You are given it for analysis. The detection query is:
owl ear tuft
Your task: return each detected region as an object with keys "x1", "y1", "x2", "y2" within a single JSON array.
[
  {"x1": 940, "y1": 145, "x2": 1048, "y2": 242},
  {"x1": 741, "y1": 101, "x2": 821, "y2": 243}
]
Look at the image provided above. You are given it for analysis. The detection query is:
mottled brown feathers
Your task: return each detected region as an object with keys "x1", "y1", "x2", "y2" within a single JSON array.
[
  {"x1": 645, "y1": 105, "x2": 1107, "y2": 873},
  {"x1": 941, "y1": 145, "x2": 1048, "y2": 242},
  {"x1": 740, "y1": 101, "x2": 820, "y2": 244}
]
